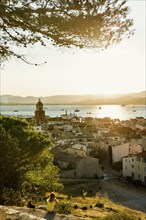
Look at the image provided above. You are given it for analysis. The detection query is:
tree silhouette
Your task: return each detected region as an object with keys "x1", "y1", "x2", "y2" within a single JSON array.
[{"x1": 1, "y1": 0, "x2": 134, "y2": 62}]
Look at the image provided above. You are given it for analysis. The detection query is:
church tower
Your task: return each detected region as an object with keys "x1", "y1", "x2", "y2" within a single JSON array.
[{"x1": 35, "y1": 99, "x2": 46, "y2": 125}]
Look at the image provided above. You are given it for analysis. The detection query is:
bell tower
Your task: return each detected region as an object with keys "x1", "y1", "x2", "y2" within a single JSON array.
[{"x1": 35, "y1": 99, "x2": 46, "y2": 125}]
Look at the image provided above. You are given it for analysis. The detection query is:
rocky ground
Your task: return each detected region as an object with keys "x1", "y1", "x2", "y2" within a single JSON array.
[{"x1": 0, "y1": 206, "x2": 90, "y2": 220}]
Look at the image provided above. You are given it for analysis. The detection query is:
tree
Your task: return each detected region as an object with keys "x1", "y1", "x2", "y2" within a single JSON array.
[
  {"x1": 0, "y1": 124, "x2": 21, "y2": 189},
  {"x1": 90, "y1": 146, "x2": 108, "y2": 163},
  {"x1": 0, "y1": 116, "x2": 63, "y2": 204},
  {"x1": 1, "y1": 0, "x2": 134, "y2": 63}
]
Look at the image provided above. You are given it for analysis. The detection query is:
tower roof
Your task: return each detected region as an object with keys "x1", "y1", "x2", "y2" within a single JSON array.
[
  {"x1": 37, "y1": 98, "x2": 42, "y2": 103},
  {"x1": 37, "y1": 98, "x2": 43, "y2": 105},
  {"x1": 36, "y1": 99, "x2": 43, "y2": 111}
]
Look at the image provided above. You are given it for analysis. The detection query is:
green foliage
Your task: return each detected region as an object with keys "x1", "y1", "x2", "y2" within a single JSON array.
[
  {"x1": 23, "y1": 149, "x2": 63, "y2": 193},
  {"x1": 90, "y1": 147, "x2": 108, "y2": 163},
  {"x1": 58, "y1": 202, "x2": 71, "y2": 214},
  {"x1": 0, "y1": 116, "x2": 63, "y2": 204},
  {"x1": 112, "y1": 161, "x2": 122, "y2": 172},
  {"x1": 0, "y1": 188, "x2": 23, "y2": 206},
  {"x1": 82, "y1": 189, "x2": 87, "y2": 199},
  {"x1": 1, "y1": 0, "x2": 134, "y2": 62},
  {"x1": 0, "y1": 124, "x2": 21, "y2": 189},
  {"x1": 116, "y1": 126, "x2": 134, "y2": 136}
]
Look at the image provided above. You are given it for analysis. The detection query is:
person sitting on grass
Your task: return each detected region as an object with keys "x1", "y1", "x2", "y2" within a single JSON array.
[{"x1": 44, "y1": 192, "x2": 59, "y2": 220}]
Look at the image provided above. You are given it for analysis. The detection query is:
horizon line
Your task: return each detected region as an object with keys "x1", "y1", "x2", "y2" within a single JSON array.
[{"x1": 1, "y1": 90, "x2": 145, "y2": 97}]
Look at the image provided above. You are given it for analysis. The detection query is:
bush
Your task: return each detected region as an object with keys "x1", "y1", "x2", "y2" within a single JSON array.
[
  {"x1": 58, "y1": 202, "x2": 71, "y2": 214},
  {"x1": 0, "y1": 188, "x2": 23, "y2": 206}
]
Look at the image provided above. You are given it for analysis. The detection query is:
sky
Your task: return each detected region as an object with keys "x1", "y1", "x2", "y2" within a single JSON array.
[{"x1": 0, "y1": 0, "x2": 145, "y2": 97}]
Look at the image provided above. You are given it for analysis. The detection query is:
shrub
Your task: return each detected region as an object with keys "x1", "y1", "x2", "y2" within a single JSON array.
[
  {"x1": 58, "y1": 202, "x2": 71, "y2": 214},
  {"x1": 0, "y1": 188, "x2": 23, "y2": 206},
  {"x1": 82, "y1": 189, "x2": 87, "y2": 199}
]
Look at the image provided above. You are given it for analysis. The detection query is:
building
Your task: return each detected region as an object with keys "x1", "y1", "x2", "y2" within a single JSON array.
[
  {"x1": 51, "y1": 145, "x2": 103, "y2": 178},
  {"x1": 35, "y1": 99, "x2": 46, "y2": 126},
  {"x1": 65, "y1": 144, "x2": 86, "y2": 157},
  {"x1": 53, "y1": 151, "x2": 103, "y2": 178},
  {"x1": 123, "y1": 151, "x2": 146, "y2": 183},
  {"x1": 111, "y1": 142, "x2": 142, "y2": 163}
]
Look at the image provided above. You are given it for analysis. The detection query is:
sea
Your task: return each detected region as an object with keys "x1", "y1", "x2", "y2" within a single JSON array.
[{"x1": 0, "y1": 105, "x2": 146, "y2": 121}]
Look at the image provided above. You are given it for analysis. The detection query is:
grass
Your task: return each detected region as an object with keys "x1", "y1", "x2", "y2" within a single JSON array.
[
  {"x1": 8, "y1": 179, "x2": 145, "y2": 220},
  {"x1": 1, "y1": 192, "x2": 146, "y2": 220},
  {"x1": 47, "y1": 192, "x2": 146, "y2": 220}
]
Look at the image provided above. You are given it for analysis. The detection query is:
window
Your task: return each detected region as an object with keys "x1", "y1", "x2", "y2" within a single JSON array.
[
  {"x1": 131, "y1": 172, "x2": 134, "y2": 178},
  {"x1": 131, "y1": 165, "x2": 134, "y2": 168},
  {"x1": 138, "y1": 174, "x2": 140, "y2": 179}
]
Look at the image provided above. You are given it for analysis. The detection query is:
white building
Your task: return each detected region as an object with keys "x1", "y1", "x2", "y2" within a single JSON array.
[
  {"x1": 123, "y1": 151, "x2": 146, "y2": 183},
  {"x1": 112, "y1": 142, "x2": 142, "y2": 163}
]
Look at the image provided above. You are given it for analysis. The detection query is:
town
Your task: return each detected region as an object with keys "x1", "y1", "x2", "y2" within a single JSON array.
[{"x1": 25, "y1": 99, "x2": 146, "y2": 185}]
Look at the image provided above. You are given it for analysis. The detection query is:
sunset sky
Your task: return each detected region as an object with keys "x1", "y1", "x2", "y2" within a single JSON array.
[{"x1": 1, "y1": 0, "x2": 145, "y2": 97}]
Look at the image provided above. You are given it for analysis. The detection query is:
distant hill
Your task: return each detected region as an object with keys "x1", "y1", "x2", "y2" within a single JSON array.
[{"x1": 0, "y1": 91, "x2": 145, "y2": 105}]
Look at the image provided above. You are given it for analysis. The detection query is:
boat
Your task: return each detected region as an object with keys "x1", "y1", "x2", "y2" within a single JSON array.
[
  {"x1": 87, "y1": 112, "x2": 92, "y2": 114},
  {"x1": 121, "y1": 104, "x2": 125, "y2": 107},
  {"x1": 14, "y1": 110, "x2": 19, "y2": 112},
  {"x1": 74, "y1": 109, "x2": 80, "y2": 112},
  {"x1": 99, "y1": 106, "x2": 102, "y2": 109},
  {"x1": 133, "y1": 110, "x2": 136, "y2": 112}
]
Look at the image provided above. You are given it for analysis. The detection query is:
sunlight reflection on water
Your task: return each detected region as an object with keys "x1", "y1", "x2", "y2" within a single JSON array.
[{"x1": 1, "y1": 105, "x2": 146, "y2": 120}]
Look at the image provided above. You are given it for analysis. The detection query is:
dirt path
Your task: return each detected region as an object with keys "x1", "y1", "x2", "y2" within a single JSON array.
[{"x1": 96, "y1": 179, "x2": 146, "y2": 213}]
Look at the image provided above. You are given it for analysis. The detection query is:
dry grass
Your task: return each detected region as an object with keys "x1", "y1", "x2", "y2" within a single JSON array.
[
  {"x1": 0, "y1": 194, "x2": 146, "y2": 220},
  {"x1": 55, "y1": 193, "x2": 146, "y2": 220}
]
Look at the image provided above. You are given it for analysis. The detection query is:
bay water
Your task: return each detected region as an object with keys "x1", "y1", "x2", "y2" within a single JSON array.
[{"x1": 0, "y1": 105, "x2": 146, "y2": 120}]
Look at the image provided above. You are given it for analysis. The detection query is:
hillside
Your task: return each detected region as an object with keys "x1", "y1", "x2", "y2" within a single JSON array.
[
  {"x1": 0, "y1": 192, "x2": 146, "y2": 220},
  {"x1": 0, "y1": 91, "x2": 146, "y2": 105},
  {"x1": 1, "y1": 177, "x2": 146, "y2": 220}
]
